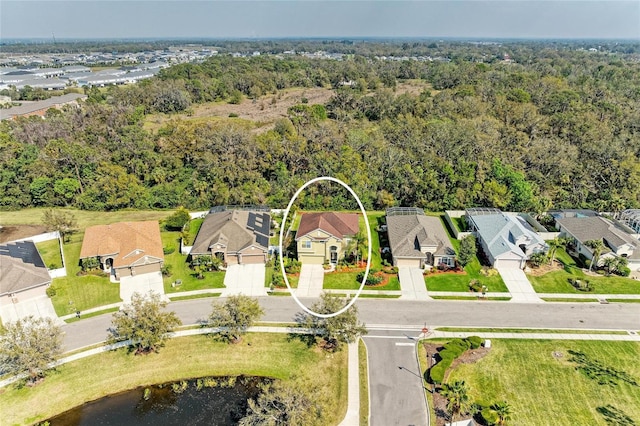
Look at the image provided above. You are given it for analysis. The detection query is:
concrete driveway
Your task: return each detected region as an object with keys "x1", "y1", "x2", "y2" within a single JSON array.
[
  {"x1": 222, "y1": 264, "x2": 267, "y2": 296},
  {"x1": 364, "y1": 331, "x2": 429, "y2": 426},
  {"x1": 398, "y1": 267, "x2": 431, "y2": 300},
  {"x1": 496, "y1": 267, "x2": 542, "y2": 303},
  {"x1": 295, "y1": 264, "x2": 324, "y2": 297},
  {"x1": 0, "y1": 295, "x2": 60, "y2": 324},
  {"x1": 119, "y1": 271, "x2": 165, "y2": 302}
]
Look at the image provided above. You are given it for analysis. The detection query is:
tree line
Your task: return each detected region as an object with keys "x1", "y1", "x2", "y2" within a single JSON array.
[{"x1": 1, "y1": 42, "x2": 639, "y2": 213}]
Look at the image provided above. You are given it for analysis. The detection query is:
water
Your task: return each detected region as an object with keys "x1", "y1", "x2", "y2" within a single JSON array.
[{"x1": 47, "y1": 377, "x2": 265, "y2": 426}]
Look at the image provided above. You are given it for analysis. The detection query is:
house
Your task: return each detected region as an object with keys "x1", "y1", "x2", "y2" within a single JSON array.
[
  {"x1": 0, "y1": 93, "x2": 86, "y2": 121},
  {"x1": 386, "y1": 207, "x2": 456, "y2": 268},
  {"x1": 466, "y1": 208, "x2": 548, "y2": 269},
  {"x1": 296, "y1": 212, "x2": 359, "y2": 265},
  {"x1": 79, "y1": 221, "x2": 164, "y2": 280},
  {"x1": 556, "y1": 216, "x2": 640, "y2": 274},
  {"x1": 190, "y1": 210, "x2": 271, "y2": 265},
  {"x1": 0, "y1": 240, "x2": 57, "y2": 323}
]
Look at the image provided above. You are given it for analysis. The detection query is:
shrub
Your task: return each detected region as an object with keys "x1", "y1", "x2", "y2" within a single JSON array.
[
  {"x1": 619, "y1": 266, "x2": 631, "y2": 277},
  {"x1": 284, "y1": 259, "x2": 302, "y2": 274},
  {"x1": 357, "y1": 270, "x2": 383, "y2": 285},
  {"x1": 161, "y1": 264, "x2": 172, "y2": 277},
  {"x1": 228, "y1": 113, "x2": 239, "y2": 118},
  {"x1": 469, "y1": 279, "x2": 483, "y2": 292},
  {"x1": 481, "y1": 407, "x2": 499, "y2": 425},
  {"x1": 163, "y1": 246, "x2": 175, "y2": 255},
  {"x1": 164, "y1": 207, "x2": 190, "y2": 231},
  {"x1": 467, "y1": 336, "x2": 482, "y2": 349},
  {"x1": 46, "y1": 286, "x2": 56, "y2": 297},
  {"x1": 81, "y1": 257, "x2": 100, "y2": 271},
  {"x1": 429, "y1": 337, "x2": 477, "y2": 384}
]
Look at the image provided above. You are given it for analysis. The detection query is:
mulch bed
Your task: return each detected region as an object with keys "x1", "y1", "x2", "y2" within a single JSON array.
[
  {"x1": 526, "y1": 259, "x2": 565, "y2": 276},
  {"x1": 422, "y1": 342, "x2": 491, "y2": 426}
]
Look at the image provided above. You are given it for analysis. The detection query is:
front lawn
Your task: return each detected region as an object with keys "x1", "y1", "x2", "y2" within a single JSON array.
[
  {"x1": 529, "y1": 247, "x2": 640, "y2": 294},
  {"x1": 434, "y1": 339, "x2": 640, "y2": 425},
  {"x1": 0, "y1": 333, "x2": 348, "y2": 426},
  {"x1": 161, "y1": 232, "x2": 225, "y2": 293},
  {"x1": 323, "y1": 270, "x2": 400, "y2": 291},
  {"x1": 35, "y1": 238, "x2": 63, "y2": 270},
  {"x1": 185, "y1": 217, "x2": 204, "y2": 245},
  {"x1": 363, "y1": 212, "x2": 385, "y2": 269}
]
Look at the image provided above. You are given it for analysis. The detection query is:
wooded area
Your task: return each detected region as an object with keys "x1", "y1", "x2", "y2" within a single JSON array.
[{"x1": 1, "y1": 41, "x2": 639, "y2": 212}]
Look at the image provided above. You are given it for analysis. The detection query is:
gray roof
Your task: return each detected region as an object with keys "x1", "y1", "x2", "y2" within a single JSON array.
[
  {"x1": 470, "y1": 213, "x2": 546, "y2": 260},
  {"x1": 386, "y1": 212, "x2": 455, "y2": 258},
  {"x1": 191, "y1": 210, "x2": 271, "y2": 255},
  {"x1": 0, "y1": 93, "x2": 86, "y2": 120},
  {"x1": 557, "y1": 216, "x2": 638, "y2": 253},
  {"x1": 0, "y1": 241, "x2": 51, "y2": 296}
]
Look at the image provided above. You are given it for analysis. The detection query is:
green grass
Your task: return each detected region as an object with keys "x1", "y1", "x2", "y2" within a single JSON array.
[
  {"x1": 185, "y1": 218, "x2": 204, "y2": 245},
  {"x1": 359, "y1": 339, "x2": 369, "y2": 426},
  {"x1": 424, "y1": 237, "x2": 508, "y2": 293},
  {"x1": 0, "y1": 208, "x2": 172, "y2": 230},
  {"x1": 323, "y1": 271, "x2": 400, "y2": 291},
  {"x1": 451, "y1": 216, "x2": 468, "y2": 232},
  {"x1": 0, "y1": 333, "x2": 348, "y2": 426},
  {"x1": 441, "y1": 340, "x2": 640, "y2": 425},
  {"x1": 435, "y1": 327, "x2": 630, "y2": 335},
  {"x1": 49, "y1": 274, "x2": 121, "y2": 315},
  {"x1": 417, "y1": 342, "x2": 438, "y2": 426},
  {"x1": 359, "y1": 294, "x2": 401, "y2": 299},
  {"x1": 161, "y1": 232, "x2": 226, "y2": 293},
  {"x1": 541, "y1": 297, "x2": 601, "y2": 302},
  {"x1": 430, "y1": 296, "x2": 512, "y2": 301},
  {"x1": 268, "y1": 291, "x2": 292, "y2": 296},
  {"x1": 64, "y1": 307, "x2": 120, "y2": 323},
  {"x1": 607, "y1": 298, "x2": 640, "y2": 303},
  {"x1": 35, "y1": 238, "x2": 63, "y2": 269},
  {"x1": 168, "y1": 293, "x2": 222, "y2": 301},
  {"x1": 363, "y1": 212, "x2": 385, "y2": 269},
  {"x1": 529, "y1": 247, "x2": 640, "y2": 294}
]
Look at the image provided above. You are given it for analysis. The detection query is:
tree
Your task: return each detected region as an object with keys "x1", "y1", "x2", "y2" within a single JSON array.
[
  {"x1": 0, "y1": 316, "x2": 63, "y2": 384},
  {"x1": 440, "y1": 380, "x2": 471, "y2": 425},
  {"x1": 547, "y1": 237, "x2": 570, "y2": 265},
  {"x1": 107, "y1": 292, "x2": 182, "y2": 354},
  {"x1": 458, "y1": 235, "x2": 477, "y2": 268},
  {"x1": 528, "y1": 252, "x2": 547, "y2": 268},
  {"x1": 300, "y1": 292, "x2": 367, "y2": 351},
  {"x1": 41, "y1": 209, "x2": 77, "y2": 243},
  {"x1": 585, "y1": 239, "x2": 605, "y2": 272},
  {"x1": 164, "y1": 206, "x2": 191, "y2": 230},
  {"x1": 490, "y1": 401, "x2": 512, "y2": 426},
  {"x1": 208, "y1": 295, "x2": 264, "y2": 342},
  {"x1": 240, "y1": 380, "x2": 323, "y2": 426}
]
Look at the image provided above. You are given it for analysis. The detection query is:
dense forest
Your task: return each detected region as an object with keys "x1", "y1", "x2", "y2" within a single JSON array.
[{"x1": 1, "y1": 41, "x2": 639, "y2": 213}]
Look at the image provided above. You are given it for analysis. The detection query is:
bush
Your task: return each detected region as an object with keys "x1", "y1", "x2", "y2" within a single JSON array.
[
  {"x1": 46, "y1": 286, "x2": 56, "y2": 297},
  {"x1": 467, "y1": 336, "x2": 482, "y2": 349},
  {"x1": 429, "y1": 337, "x2": 477, "y2": 384},
  {"x1": 480, "y1": 407, "x2": 499, "y2": 425},
  {"x1": 357, "y1": 270, "x2": 383, "y2": 286},
  {"x1": 228, "y1": 113, "x2": 239, "y2": 118},
  {"x1": 81, "y1": 257, "x2": 100, "y2": 271},
  {"x1": 163, "y1": 246, "x2": 176, "y2": 255},
  {"x1": 164, "y1": 207, "x2": 190, "y2": 231},
  {"x1": 469, "y1": 279, "x2": 483, "y2": 292},
  {"x1": 619, "y1": 267, "x2": 631, "y2": 277},
  {"x1": 284, "y1": 259, "x2": 302, "y2": 274}
]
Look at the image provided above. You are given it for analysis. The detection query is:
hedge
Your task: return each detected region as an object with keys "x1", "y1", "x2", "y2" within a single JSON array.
[{"x1": 429, "y1": 336, "x2": 484, "y2": 384}]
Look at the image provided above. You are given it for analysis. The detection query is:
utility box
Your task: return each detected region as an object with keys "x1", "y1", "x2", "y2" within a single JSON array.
[{"x1": 483, "y1": 339, "x2": 492, "y2": 349}]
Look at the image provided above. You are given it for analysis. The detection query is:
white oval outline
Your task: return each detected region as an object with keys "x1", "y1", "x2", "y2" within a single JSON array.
[{"x1": 279, "y1": 176, "x2": 372, "y2": 318}]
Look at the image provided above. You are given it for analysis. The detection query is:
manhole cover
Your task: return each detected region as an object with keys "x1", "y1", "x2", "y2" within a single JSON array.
[{"x1": 628, "y1": 331, "x2": 638, "y2": 336}]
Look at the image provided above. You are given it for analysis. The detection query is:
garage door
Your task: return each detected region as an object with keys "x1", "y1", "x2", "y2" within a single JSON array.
[
  {"x1": 395, "y1": 258, "x2": 422, "y2": 268},
  {"x1": 299, "y1": 255, "x2": 324, "y2": 265},
  {"x1": 241, "y1": 254, "x2": 265, "y2": 264},
  {"x1": 494, "y1": 258, "x2": 522, "y2": 269}
]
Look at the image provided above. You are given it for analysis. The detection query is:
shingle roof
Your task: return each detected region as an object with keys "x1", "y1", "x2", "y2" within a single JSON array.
[
  {"x1": 557, "y1": 216, "x2": 638, "y2": 253},
  {"x1": 470, "y1": 213, "x2": 545, "y2": 260},
  {"x1": 387, "y1": 213, "x2": 455, "y2": 258},
  {"x1": 79, "y1": 221, "x2": 164, "y2": 268},
  {"x1": 296, "y1": 212, "x2": 359, "y2": 240},
  {"x1": 0, "y1": 241, "x2": 51, "y2": 296},
  {"x1": 191, "y1": 210, "x2": 271, "y2": 255}
]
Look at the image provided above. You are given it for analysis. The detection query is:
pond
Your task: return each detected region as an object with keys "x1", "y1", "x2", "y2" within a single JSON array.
[{"x1": 47, "y1": 376, "x2": 266, "y2": 426}]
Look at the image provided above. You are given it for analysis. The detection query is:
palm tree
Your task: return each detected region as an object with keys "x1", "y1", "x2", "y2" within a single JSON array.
[
  {"x1": 547, "y1": 236, "x2": 570, "y2": 266},
  {"x1": 491, "y1": 401, "x2": 512, "y2": 426},
  {"x1": 440, "y1": 380, "x2": 471, "y2": 425},
  {"x1": 584, "y1": 239, "x2": 605, "y2": 272}
]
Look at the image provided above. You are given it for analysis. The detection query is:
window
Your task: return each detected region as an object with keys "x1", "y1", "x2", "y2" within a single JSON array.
[{"x1": 301, "y1": 240, "x2": 312, "y2": 249}]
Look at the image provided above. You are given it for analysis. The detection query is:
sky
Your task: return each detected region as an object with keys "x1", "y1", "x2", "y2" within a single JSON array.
[{"x1": 1, "y1": 1, "x2": 639, "y2": 40}]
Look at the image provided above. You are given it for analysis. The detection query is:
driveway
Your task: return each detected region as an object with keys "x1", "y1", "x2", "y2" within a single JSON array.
[
  {"x1": 364, "y1": 330, "x2": 429, "y2": 426},
  {"x1": 119, "y1": 271, "x2": 165, "y2": 302},
  {"x1": 295, "y1": 264, "x2": 324, "y2": 297},
  {"x1": 222, "y1": 264, "x2": 267, "y2": 296},
  {"x1": 398, "y1": 267, "x2": 431, "y2": 300},
  {"x1": 0, "y1": 295, "x2": 60, "y2": 324},
  {"x1": 496, "y1": 267, "x2": 542, "y2": 303}
]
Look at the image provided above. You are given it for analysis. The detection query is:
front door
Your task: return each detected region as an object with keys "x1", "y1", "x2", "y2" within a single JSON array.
[{"x1": 330, "y1": 246, "x2": 338, "y2": 264}]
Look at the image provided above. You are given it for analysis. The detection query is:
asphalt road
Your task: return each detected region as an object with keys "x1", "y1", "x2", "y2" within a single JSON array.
[
  {"x1": 62, "y1": 297, "x2": 640, "y2": 351},
  {"x1": 364, "y1": 330, "x2": 429, "y2": 426}
]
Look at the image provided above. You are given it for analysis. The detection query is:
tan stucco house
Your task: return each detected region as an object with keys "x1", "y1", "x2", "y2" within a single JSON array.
[
  {"x1": 79, "y1": 221, "x2": 164, "y2": 280},
  {"x1": 190, "y1": 210, "x2": 271, "y2": 265},
  {"x1": 296, "y1": 212, "x2": 359, "y2": 265}
]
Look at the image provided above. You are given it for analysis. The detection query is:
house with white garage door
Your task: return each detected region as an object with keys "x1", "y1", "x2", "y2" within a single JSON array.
[
  {"x1": 386, "y1": 207, "x2": 456, "y2": 269},
  {"x1": 296, "y1": 212, "x2": 359, "y2": 265},
  {"x1": 466, "y1": 208, "x2": 548, "y2": 269},
  {"x1": 191, "y1": 210, "x2": 271, "y2": 265}
]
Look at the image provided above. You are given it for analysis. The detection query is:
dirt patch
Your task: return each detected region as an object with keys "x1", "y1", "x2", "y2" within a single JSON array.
[
  {"x1": 0, "y1": 225, "x2": 48, "y2": 243},
  {"x1": 422, "y1": 341, "x2": 491, "y2": 426},
  {"x1": 526, "y1": 259, "x2": 565, "y2": 276}
]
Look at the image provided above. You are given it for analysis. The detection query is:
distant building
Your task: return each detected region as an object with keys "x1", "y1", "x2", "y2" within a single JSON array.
[{"x1": 0, "y1": 93, "x2": 86, "y2": 121}]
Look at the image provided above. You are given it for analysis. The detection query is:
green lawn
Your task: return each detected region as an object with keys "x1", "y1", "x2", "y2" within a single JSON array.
[
  {"x1": 0, "y1": 208, "x2": 173, "y2": 230},
  {"x1": 323, "y1": 271, "x2": 400, "y2": 291},
  {"x1": 424, "y1": 228, "x2": 509, "y2": 293},
  {"x1": 35, "y1": 238, "x2": 63, "y2": 270},
  {"x1": 48, "y1": 240, "x2": 121, "y2": 315},
  {"x1": 435, "y1": 327, "x2": 630, "y2": 335},
  {"x1": 359, "y1": 339, "x2": 369, "y2": 426},
  {"x1": 161, "y1": 232, "x2": 225, "y2": 293},
  {"x1": 363, "y1": 212, "x2": 385, "y2": 269},
  {"x1": 0, "y1": 333, "x2": 348, "y2": 426},
  {"x1": 441, "y1": 339, "x2": 640, "y2": 425},
  {"x1": 185, "y1": 217, "x2": 204, "y2": 245},
  {"x1": 529, "y1": 248, "x2": 640, "y2": 294}
]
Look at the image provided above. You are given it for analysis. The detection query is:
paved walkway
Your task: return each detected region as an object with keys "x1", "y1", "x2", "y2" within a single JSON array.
[
  {"x1": 222, "y1": 264, "x2": 267, "y2": 297},
  {"x1": 339, "y1": 341, "x2": 360, "y2": 426},
  {"x1": 296, "y1": 264, "x2": 324, "y2": 297},
  {"x1": 398, "y1": 267, "x2": 432, "y2": 300},
  {"x1": 496, "y1": 267, "x2": 542, "y2": 303}
]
